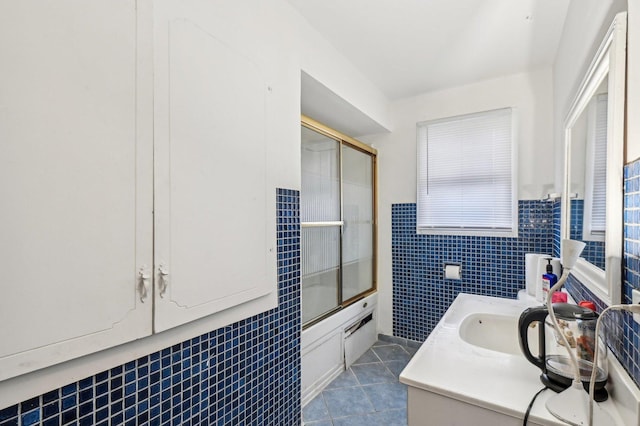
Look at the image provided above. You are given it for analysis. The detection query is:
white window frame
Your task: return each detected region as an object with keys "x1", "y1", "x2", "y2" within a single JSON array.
[{"x1": 416, "y1": 107, "x2": 518, "y2": 237}]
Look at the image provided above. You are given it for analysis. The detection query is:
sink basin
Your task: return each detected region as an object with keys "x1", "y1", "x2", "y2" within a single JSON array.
[{"x1": 459, "y1": 312, "x2": 538, "y2": 355}]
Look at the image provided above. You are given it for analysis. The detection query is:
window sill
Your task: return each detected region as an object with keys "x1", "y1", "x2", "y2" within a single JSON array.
[{"x1": 416, "y1": 228, "x2": 518, "y2": 238}]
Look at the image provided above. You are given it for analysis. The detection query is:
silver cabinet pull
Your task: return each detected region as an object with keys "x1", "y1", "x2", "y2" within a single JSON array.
[
  {"x1": 138, "y1": 267, "x2": 150, "y2": 302},
  {"x1": 158, "y1": 264, "x2": 169, "y2": 298}
]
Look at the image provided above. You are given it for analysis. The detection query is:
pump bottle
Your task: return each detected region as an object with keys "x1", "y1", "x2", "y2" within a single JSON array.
[{"x1": 541, "y1": 258, "x2": 558, "y2": 300}]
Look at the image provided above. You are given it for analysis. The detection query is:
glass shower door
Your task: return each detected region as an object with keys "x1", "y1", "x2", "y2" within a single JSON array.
[
  {"x1": 301, "y1": 119, "x2": 377, "y2": 326},
  {"x1": 301, "y1": 127, "x2": 341, "y2": 324},
  {"x1": 341, "y1": 145, "x2": 374, "y2": 302}
]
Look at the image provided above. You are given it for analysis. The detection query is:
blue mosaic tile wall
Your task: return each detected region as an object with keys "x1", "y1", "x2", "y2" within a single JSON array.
[
  {"x1": 551, "y1": 199, "x2": 605, "y2": 268},
  {"x1": 391, "y1": 200, "x2": 554, "y2": 341},
  {"x1": 564, "y1": 275, "x2": 631, "y2": 381},
  {"x1": 553, "y1": 199, "x2": 561, "y2": 258},
  {"x1": 562, "y1": 160, "x2": 640, "y2": 389},
  {"x1": 568, "y1": 199, "x2": 606, "y2": 269},
  {"x1": 0, "y1": 189, "x2": 301, "y2": 426}
]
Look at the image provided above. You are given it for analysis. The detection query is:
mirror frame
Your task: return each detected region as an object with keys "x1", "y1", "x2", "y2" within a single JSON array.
[{"x1": 562, "y1": 12, "x2": 626, "y2": 305}]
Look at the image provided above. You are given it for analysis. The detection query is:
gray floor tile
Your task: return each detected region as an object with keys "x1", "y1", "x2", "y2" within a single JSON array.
[
  {"x1": 362, "y1": 382, "x2": 407, "y2": 411},
  {"x1": 353, "y1": 348, "x2": 381, "y2": 364},
  {"x1": 332, "y1": 415, "x2": 375, "y2": 426},
  {"x1": 322, "y1": 387, "x2": 375, "y2": 418},
  {"x1": 304, "y1": 421, "x2": 333, "y2": 426},
  {"x1": 377, "y1": 335, "x2": 408, "y2": 346},
  {"x1": 372, "y1": 344, "x2": 411, "y2": 362},
  {"x1": 320, "y1": 342, "x2": 414, "y2": 425},
  {"x1": 303, "y1": 393, "x2": 330, "y2": 423},
  {"x1": 325, "y1": 369, "x2": 359, "y2": 389},
  {"x1": 404, "y1": 345, "x2": 418, "y2": 356},
  {"x1": 406, "y1": 340, "x2": 422, "y2": 349},
  {"x1": 384, "y1": 359, "x2": 409, "y2": 377},
  {"x1": 351, "y1": 363, "x2": 396, "y2": 385},
  {"x1": 332, "y1": 409, "x2": 407, "y2": 426},
  {"x1": 372, "y1": 409, "x2": 408, "y2": 426}
]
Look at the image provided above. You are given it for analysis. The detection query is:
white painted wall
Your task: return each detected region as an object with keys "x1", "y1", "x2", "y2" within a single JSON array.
[
  {"x1": 360, "y1": 69, "x2": 555, "y2": 336},
  {"x1": 242, "y1": 0, "x2": 390, "y2": 191},
  {"x1": 145, "y1": 0, "x2": 390, "y2": 195},
  {"x1": 628, "y1": 0, "x2": 640, "y2": 162},
  {"x1": 552, "y1": 0, "x2": 627, "y2": 191}
]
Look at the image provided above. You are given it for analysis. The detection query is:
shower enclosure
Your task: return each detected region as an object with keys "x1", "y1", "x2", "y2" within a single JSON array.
[{"x1": 300, "y1": 117, "x2": 377, "y2": 326}]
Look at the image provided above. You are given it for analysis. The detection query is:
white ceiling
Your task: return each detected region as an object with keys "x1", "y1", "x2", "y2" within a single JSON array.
[{"x1": 287, "y1": 0, "x2": 570, "y2": 101}]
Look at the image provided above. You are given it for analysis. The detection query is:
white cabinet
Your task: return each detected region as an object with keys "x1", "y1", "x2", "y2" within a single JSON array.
[
  {"x1": 0, "y1": 0, "x2": 276, "y2": 382},
  {"x1": 0, "y1": 0, "x2": 152, "y2": 382},
  {"x1": 152, "y1": 1, "x2": 276, "y2": 332}
]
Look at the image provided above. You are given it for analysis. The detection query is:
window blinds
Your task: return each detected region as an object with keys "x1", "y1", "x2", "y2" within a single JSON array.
[
  {"x1": 417, "y1": 108, "x2": 516, "y2": 236},
  {"x1": 584, "y1": 94, "x2": 607, "y2": 239}
]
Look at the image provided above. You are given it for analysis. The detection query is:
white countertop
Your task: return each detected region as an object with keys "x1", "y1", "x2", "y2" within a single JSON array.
[{"x1": 399, "y1": 293, "x2": 634, "y2": 425}]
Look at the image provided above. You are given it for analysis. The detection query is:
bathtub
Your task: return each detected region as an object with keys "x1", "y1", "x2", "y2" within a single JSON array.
[
  {"x1": 400, "y1": 293, "x2": 640, "y2": 425},
  {"x1": 301, "y1": 292, "x2": 378, "y2": 406}
]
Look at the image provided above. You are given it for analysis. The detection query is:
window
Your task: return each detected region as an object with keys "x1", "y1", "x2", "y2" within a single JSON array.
[
  {"x1": 416, "y1": 108, "x2": 517, "y2": 236},
  {"x1": 583, "y1": 94, "x2": 607, "y2": 241},
  {"x1": 300, "y1": 117, "x2": 377, "y2": 326}
]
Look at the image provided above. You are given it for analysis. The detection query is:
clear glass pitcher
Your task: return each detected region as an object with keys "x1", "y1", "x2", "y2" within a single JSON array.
[{"x1": 518, "y1": 303, "x2": 608, "y2": 401}]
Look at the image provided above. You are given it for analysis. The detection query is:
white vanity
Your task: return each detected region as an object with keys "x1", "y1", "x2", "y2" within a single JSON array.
[{"x1": 400, "y1": 293, "x2": 640, "y2": 425}]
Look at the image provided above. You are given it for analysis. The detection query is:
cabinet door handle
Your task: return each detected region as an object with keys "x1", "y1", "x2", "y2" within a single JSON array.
[
  {"x1": 138, "y1": 267, "x2": 150, "y2": 303},
  {"x1": 158, "y1": 265, "x2": 169, "y2": 298}
]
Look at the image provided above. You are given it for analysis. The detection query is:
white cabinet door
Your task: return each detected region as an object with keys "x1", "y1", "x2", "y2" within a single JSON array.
[
  {"x1": 152, "y1": 1, "x2": 277, "y2": 332},
  {"x1": 0, "y1": 0, "x2": 153, "y2": 380}
]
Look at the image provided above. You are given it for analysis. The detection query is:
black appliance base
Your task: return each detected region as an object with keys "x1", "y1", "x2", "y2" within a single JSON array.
[{"x1": 540, "y1": 373, "x2": 608, "y2": 402}]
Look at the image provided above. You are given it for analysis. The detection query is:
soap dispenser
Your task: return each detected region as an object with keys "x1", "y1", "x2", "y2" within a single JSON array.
[{"x1": 541, "y1": 258, "x2": 558, "y2": 301}]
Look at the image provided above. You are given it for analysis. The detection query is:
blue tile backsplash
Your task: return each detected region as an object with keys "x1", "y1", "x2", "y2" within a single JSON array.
[
  {"x1": 551, "y1": 198, "x2": 605, "y2": 268},
  {"x1": 562, "y1": 160, "x2": 640, "y2": 389},
  {"x1": 568, "y1": 199, "x2": 606, "y2": 269},
  {"x1": 0, "y1": 189, "x2": 301, "y2": 426},
  {"x1": 552, "y1": 199, "x2": 561, "y2": 258},
  {"x1": 391, "y1": 200, "x2": 554, "y2": 341},
  {"x1": 564, "y1": 274, "x2": 633, "y2": 382},
  {"x1": 394, "y1": 187, "x2": 640, "y2": 390},
  {"x1": 621, "y1": 161, "x2": 640, "y2": 387}
]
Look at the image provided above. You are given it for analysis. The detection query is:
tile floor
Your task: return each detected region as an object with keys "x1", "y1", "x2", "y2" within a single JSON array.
[{"x1": 302, "y1": 340, "x2": 418, "y2": 426}]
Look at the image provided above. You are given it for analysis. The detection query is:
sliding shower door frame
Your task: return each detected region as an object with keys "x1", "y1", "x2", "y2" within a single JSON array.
[{"x1": 301, "y1": 115, "x2": 377, "y2": 328}]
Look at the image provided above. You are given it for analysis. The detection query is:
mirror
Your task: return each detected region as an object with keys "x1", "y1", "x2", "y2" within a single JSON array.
[
  {"x1": 562, "y1": 12, "x2": 626, "y2": 305},
  {"x1": 568, "y1": 77, "x2": 607, "y2": 270}
]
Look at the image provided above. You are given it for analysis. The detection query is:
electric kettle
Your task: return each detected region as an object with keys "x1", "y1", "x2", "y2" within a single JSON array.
[{"x1": 518, "y1": 303, "x2": 608, "y2": 401}]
